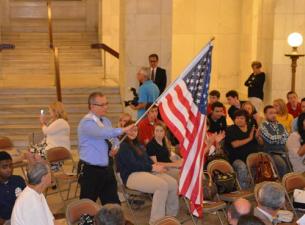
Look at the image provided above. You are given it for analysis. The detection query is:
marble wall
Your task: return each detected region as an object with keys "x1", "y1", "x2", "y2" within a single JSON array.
[
  {"x1": 119, "y1": 0, "x2": 172, "y2": 117},
  {"x1": 271, "y1": 0, "x2": 305, "y2": 100},
  {"x1": 172, "y1": 0, "x2": 243, "y2": 102},
  {"x1": 99, "y1": 0, "x2": 120, "y2": 81}
]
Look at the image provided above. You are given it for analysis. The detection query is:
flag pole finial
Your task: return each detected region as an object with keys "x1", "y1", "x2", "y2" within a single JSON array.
[{"x1": 210, "y1": 36, "x2": 215, "y2": 42}]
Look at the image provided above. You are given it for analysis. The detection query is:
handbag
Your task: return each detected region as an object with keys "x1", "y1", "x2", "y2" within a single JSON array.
[
  {"x1": 202, "y1": 172, "x2": 217, "y2": 201},
  {"x1": 212, "y1": 169, "x2": 236, "y2": 194},
  {"x1": 293, "y1": 189, "x2": 305, "y2": 211}
]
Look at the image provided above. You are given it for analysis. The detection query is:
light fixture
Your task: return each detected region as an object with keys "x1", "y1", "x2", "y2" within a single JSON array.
[
  {"x1": 285, "y1": 32, "x2": 304, "y2": 92},
  {"x1": 288, "y1": 32, "x2": 303, "y2": 47}
]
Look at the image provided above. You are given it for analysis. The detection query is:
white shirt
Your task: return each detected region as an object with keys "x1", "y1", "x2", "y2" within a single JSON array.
[
  {"x1": 11, "y1": 186, "x2": 54, "y2": 225},
  {"x1": 43, "y1": 118, "x2": 70, "y2": 150},
  {"x1": 286, "y1": 132, "x2": 305, "y2": 172}
]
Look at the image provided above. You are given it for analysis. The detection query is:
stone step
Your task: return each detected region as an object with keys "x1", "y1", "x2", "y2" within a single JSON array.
[
  {"x1": 10, "y1": 18, "x2": 88, "y2": 32},
  {"x1": 0, "y1": 94, "x2": 121, "y2": 105},
  {"x1": 2, "y1": 32, "x2": 97, "y2": 39},
  {"x1": 0, "y1": 87, "x2": 119, "y2": 95},
  {"x1": 0, "y1": 104, "x2": 122, "y2": 115},
  {"x1": 0, "y1": 113, "x2": 121, "y2": 125}
]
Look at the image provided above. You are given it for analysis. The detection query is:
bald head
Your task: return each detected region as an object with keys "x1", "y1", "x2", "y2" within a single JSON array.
[{"x1": 228, "y1": 198, "x2": 252, "y2": 225}]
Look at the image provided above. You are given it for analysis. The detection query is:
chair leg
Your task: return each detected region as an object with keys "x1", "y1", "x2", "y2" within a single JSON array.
[
  {"x1": 286, "y1": 192, "x2": 298, "y2": 219},
  {"x1": 122, "y1": 190, "x2": 138, "y2": 225},
  {"x1": 183, "y1": 197, "x2": 197, "y2": 225},
  {"x1": 216, "y1": 211, "x2": 224, "y2": 225}
]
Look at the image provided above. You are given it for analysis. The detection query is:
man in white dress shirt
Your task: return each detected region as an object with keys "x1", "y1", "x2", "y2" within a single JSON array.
[{"x1": 11, "y1": 162, "x2": 56, "y2": 225}]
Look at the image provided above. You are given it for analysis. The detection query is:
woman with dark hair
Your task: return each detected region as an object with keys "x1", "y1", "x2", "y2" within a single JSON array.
[
  {"x1": 116, "y1": 121, "x2": 179, "y2": 225},
  {"x1": 225, "y1": 109, "x2": 259, "y2": 189},
  {"x1": 286, "y1": 112, "x2": 305, "y2": 172},
  {"x1": 146, "y1": 122, "x2": 182, "y2": 179}
]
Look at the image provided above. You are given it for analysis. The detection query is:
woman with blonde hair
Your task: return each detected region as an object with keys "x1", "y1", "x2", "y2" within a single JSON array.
[
  {"x1": 273, "y1": 99, "x2": 293, "y2": 133},
  {"x1": 29, "y1": 101, "x2": 70, "y2": 171}
]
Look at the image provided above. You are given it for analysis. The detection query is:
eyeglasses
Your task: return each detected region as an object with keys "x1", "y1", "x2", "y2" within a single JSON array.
[{"x1": 92, "y1": 102, "x2": 109, "y2": 107}]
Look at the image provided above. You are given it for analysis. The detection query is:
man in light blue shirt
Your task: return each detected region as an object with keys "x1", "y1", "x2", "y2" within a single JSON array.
[
  {"x1": 291, "y1": 98, "x2": 305, "y2": 132},
  {"x1": 78, "y1": 92, "x2": 134, "y2": 204},
  {"x1": 130, "y1": 67, "x2": 160, "y2": 118}
]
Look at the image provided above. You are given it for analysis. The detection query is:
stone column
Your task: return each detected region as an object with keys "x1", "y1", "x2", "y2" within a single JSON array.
[{"x1": 119, "y1": 0, "x2": 172, "y2": 118}]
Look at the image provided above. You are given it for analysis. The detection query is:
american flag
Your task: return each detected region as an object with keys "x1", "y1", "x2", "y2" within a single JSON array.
[{"x1": 157, "y1": 43, "x2": 213, "y2": 217}]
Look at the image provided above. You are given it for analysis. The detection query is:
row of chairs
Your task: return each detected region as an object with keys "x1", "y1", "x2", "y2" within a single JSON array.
[
  {"x1": 0, "y1": 136, "x2": 79, "y2": 207},
  {"x1": 66, "y1": 198, "x2": 181, "y2": 225},
  {"x1": 197, "y1": 156, "x2": 305, "y2": 225}
]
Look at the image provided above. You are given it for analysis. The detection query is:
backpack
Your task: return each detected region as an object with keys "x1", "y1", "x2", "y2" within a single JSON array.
[{"x1": 253, "y1": 154, "x2": 277, "y2": 184}]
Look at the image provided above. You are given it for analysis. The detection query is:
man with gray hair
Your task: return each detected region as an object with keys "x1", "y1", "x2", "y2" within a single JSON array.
[
  {"x1": 11, "y1": 162, "x2": 55, "y2": 225},
  {"x1": 130, "y1": 67, "x2": 160, "y2": 119},
  {"x1": 95, "y1": 204, "x2": 126, "y2": 225},
  {"x1": 254, "y1": 182, "x2": 286, "y2": 225}
]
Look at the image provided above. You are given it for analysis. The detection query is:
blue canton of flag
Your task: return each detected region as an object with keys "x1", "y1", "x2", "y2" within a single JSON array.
[{"x1": 183, "y1": 46, "x2": 213, "y2": 115}]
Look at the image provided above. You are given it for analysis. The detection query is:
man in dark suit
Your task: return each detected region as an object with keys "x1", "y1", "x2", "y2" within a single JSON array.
[{"x1": 149, "y1": 54, "x2": 167, "y2": 95}]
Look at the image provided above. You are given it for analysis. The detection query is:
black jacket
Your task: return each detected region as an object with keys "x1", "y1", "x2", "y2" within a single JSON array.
[
  {"x1": 244, "y1": 72, "x2": 265, "y2": 100},
  {"x1": 154, "y1": 67, "x2": 167, "y2": 94}
]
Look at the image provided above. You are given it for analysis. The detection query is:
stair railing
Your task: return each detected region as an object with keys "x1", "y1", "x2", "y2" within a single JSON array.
[
  {"x1": 91, "y1": 43, "x2": 119, "y2": 79},
  {"x1": 47, "y1": 0, "x2": 62, "y2": 102}
]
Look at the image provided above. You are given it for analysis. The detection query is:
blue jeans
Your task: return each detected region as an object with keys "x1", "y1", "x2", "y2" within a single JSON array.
[{"x1": 233, "y1": 160, "x2": 252, "y2": 190}]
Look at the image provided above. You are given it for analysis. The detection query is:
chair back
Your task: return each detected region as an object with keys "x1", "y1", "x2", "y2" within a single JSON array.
[
  {"x1": 66, "y1": 199, "x2": 100, "y2": 225},
  {"x1": 207, "y1": 159, "x2": 234, "y2": 176},
  {"x1": 0, "y1": 136, "x2": 13, "y2": 150},
  {"x1": 282, "y1": 172, "x2": 305, "y2": 193},
  {"x1": 46, "y1": 147, "x2": 72, "y2": 163},
  {"x1": 247, "y1": 152, "x2": 279, "y2": 183},
  {"x1": 153, "y1": 216, "x2": 181, "y2": 225}
]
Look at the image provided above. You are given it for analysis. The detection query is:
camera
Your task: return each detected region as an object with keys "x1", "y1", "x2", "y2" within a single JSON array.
[{"x1": 124, "y1": 87, "x2": 139, "y2": 107}]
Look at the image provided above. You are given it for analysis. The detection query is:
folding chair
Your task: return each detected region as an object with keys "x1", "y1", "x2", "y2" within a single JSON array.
[
  {"x1": 282, "y1": 172, "x2": 305, "y2": 218},
  {"x1": 45, "y1": 147, "x2": 79, "y2": 204},
  {"x1": 207, "y1": 159, "x2": 254, "y2": 202},
  {"x1": 0, "y1": 136, "x2": 27, "y2": 179},
  {"x1": 153, "y1": 216, "x2": 181, "y2": 225},
  {"x1": 246, "y1": 152, "x2": 280, "y2": 185},
  {"x1": 182, "y1": 171, "x2": 227, "y2": 225},
  {"x1": 113, "y1": 162, "x2": 151, "y2": 225},
  {"x1": 66, "y1": 198, "x2": 100, "y2": 225}
]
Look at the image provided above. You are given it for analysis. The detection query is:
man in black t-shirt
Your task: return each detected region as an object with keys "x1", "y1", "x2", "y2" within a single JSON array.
[
  {"x1": 208, "y1": 102, "x2": 227, "y2": 133},
  {"x1": 0, "y1": 151, "x2": 26, "y2": 224},
  {"x1": 225, "y1": 110, "x2": 258, "y2": 189}
]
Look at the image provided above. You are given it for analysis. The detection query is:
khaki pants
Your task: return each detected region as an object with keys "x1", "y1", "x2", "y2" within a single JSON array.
[{"x1": 126, "y1": 172, "x2": 179, "y2": 224}]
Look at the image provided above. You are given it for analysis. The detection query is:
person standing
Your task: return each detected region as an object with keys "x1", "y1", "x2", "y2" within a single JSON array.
[
  {"x1": 130, "y1": 67, "x2": 160, "y2": 119},
  {"x1": 244, "y1": 61, "x2": 265, "y2": 112},
  {"x1": 149, "y1": 54, "x2": 167, "y2": 94},
  {"x1": 78, "y1": 92, "x2": 134, "y2": 204}
]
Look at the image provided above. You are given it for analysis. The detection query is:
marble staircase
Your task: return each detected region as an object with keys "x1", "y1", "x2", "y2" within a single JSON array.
[
  {"x1": 0, "y1": 87, "x2": 122, "y2": 150},
  {"x1": 0, "y1": 31, "x2": 106, "y2": 87}
]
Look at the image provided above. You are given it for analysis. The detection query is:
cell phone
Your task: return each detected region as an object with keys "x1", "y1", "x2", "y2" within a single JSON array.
[{"x1": 40, "y1": 109, "x2": 44, "y2": 115}]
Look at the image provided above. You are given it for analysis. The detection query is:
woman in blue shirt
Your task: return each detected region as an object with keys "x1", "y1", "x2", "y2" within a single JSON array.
[{"x1": 117, "y1": 121, "x2": 179, "y2": 225}]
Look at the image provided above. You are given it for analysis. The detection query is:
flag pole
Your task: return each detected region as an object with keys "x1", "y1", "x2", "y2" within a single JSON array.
[{"x1": 119, "y1": 37, "x2": 215, "y2": 144}]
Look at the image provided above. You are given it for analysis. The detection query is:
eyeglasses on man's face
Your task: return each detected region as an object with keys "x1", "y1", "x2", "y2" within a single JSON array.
[{"x1": 92, "y1": 102, "x2": 109, "y2": 107}]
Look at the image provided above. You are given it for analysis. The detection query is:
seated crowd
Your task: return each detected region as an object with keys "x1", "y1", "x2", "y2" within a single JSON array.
[{"x1": 1, "y1": 58, "x2": 305, "y2": 225}]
